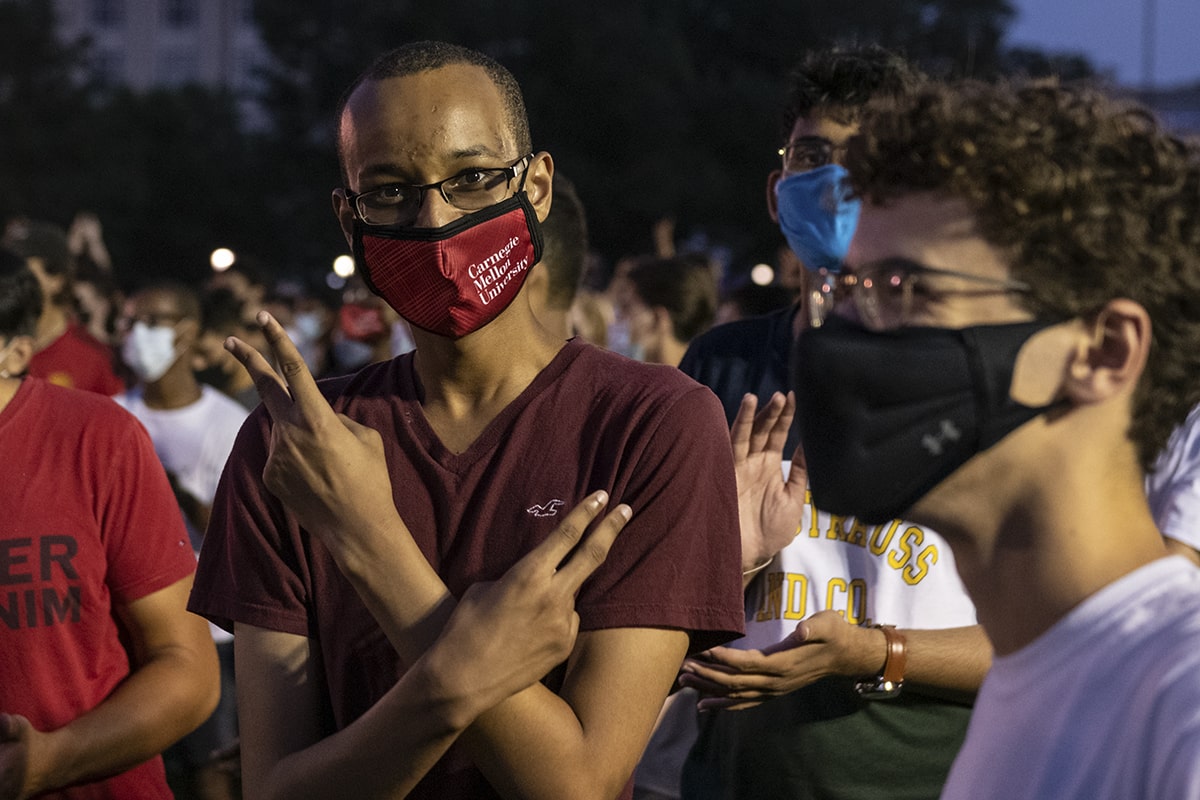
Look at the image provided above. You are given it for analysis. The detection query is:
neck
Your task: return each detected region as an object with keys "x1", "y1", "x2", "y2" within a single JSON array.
[
  {"x1": 917, "y1": 417, "x2": 1168, "y2": 656},
  {"x1": 142, "y1": 362, "x2": 203, "y2": 410},
  {"x1": 34, "y1": 306, "x2": 70, "y2": 351}
]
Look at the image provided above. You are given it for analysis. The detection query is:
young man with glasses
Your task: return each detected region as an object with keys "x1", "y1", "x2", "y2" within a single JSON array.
[
  {"x1": 187, "y1": 41, "x2": 745, "y2": 800},
  {"x1": 671, "y1": 48, "x2": 990, "y2": 800},
  {"x1": 794, "y1": 77, "x2": 1200, "y2": 800}
]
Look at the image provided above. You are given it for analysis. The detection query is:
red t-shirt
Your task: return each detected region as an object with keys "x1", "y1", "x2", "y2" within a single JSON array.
[
  {"x1": 28, "y1": 322, "x2": 125, "y2": 396},
  {"x1": 190, "y1": 338, "x2": 744, "y2": 798},
  {"x1": 0, "y1": 378, "x2": 196, "y2": 798}
]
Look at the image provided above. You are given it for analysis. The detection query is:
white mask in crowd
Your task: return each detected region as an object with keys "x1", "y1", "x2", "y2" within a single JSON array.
[{"x1": 122, "y1": 321, "x2": 180, "y2": 383}]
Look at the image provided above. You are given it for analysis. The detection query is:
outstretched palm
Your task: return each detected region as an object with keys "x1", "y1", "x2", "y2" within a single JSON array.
[{"x1": 730, "y1": 392, "x2": 808, "y2": 575}]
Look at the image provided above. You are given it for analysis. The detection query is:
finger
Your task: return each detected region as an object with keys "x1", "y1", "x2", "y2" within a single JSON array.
[
  {"x1": 253, "y1": 311, "x2": 327, "y2": 418},
  {"x1": 763, "y1": 391, "x2": 796, "y2": 457},
  {"x1": 522, "y1": 491, "x2": 610, "y2": 573},
  {"x1": 677, "y1": 671, "x2": 736, "y2": 696},
  {"x1": 785, "y1": 438, "x2": 809, "y2": 492},
  {"x1": 554, "y1": 503, "x2": 633, "y2": 592},
  {"x1": 685, "y1": 645, "x2": 764, "y2": 671},
  {"x1": 729, "y1": 394, "x2": 758, "y2": 462},
  {"x1": 698, "y1": 696, "x2": 767, "y2": 712},
  {"x1": 748, "y1": 392, "x2": 786, "y2": 455},
  {"x1": 224, "y1": 335, "x2": 294, "y2": 419}
]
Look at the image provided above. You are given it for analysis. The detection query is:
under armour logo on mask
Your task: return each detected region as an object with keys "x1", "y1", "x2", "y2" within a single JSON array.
[{"x1": 921, "y1": 420, "x2": 963, "y2": 456}]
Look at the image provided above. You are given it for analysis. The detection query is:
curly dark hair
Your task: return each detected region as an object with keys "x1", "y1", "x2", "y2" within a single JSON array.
[
  {"x1": 780, "y1": 45, "x2": 925, "y2": 142},
  {"x1": 337, "y1": 41, "x2": 531, "y2": 183},
  {"x1": 846, "y1": 79, "x2": 1200, "y2": 470}
]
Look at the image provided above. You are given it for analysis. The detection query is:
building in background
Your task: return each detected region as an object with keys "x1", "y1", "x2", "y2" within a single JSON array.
[{"x1": 51, "y1": 0, "x2": 269, "y2": 124}]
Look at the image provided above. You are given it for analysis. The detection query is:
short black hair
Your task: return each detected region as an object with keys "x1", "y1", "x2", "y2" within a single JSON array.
[
  {"x1": 538, "y1": 173, "x2": 588, "y2": 311},
  {"x1": 130, "y1": 281, "x2": 202, "y2": 323},
  {"x1": 780, "y1": 45, "x2": 923, "y2": 142},
  {"x1": 0, "y1": 247, "x2": 43, "y2": 339},
  {"x1": 336, "y1": 41, "x2": 532, "y2": 182},
  {"x1": 628, "y1": 255, "x2": 718, "y2": 343}
]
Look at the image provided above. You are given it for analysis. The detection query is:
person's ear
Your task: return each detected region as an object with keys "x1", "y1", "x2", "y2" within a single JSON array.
[
  {"x1": 332, "y1": 188, "x2": 356, "y2": 248},
  {"x1": 1062, "y1": 299, "x2": 1151, "y2": 405},
  {"x1": 766, "y1": 169, "x2": 783, "y2": 223},
  {"x1": 526, "y1": 151, "x2": 555, "y2": 223},
  {"x1": 0, "y1": 336, "x2": 34, "y2": 379}
]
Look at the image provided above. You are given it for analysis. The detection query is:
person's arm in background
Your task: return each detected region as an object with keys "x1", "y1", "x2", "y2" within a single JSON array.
[
  {"x1": 0, "y1": 576, "x2": 218, "y2": 800},
  {"x1": 679, "y1": 392, "x2": 992, "y2": 710}
]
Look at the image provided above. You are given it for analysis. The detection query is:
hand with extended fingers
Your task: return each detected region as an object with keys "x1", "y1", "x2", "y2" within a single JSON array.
[
  {"x1": 678, "y1": 609, "x2": 873, "y2": 712},
  {"x1": 225, "y1": 311, "x2": 402, "y2": 548},
  {"x1": 431, "y1": 490, "x2": 633, "y2": 712},
  {"x1": 732, "y1": 392, "x2": 807, "y2": 577}
]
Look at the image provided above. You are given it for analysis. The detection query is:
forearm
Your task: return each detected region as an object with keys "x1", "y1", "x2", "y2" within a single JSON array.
[
  {"x1": 462, "y1": 628, "x2": 688, "y2": 800},
  {"x1": 325, "y1": 513, "x2": 458, "y2": 664},
  {"x1": 258, "y1": 656, "x2": 482, "y2": 800},
  {"x1": 27, "y1": 644, "x2": 218, "y2": 796}
]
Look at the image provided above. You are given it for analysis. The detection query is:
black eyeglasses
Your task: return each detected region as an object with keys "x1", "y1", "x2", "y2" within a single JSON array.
[
  {"x1": 808, "y1": 258, "x2": 1032, "y2": 330},
  {"x1": 346, "y1": 154, "x2": 533, "y2": 227},
  {"x1": 778, "y1": 136, "x2": 846, "y2": 174}
]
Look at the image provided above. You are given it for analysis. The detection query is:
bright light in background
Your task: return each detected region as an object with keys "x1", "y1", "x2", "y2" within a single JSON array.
[
  {"x1": 210, "y1": 247, "x2": 236, "y2": 271},
  {"x1": 333, "y1": 254, "x2": 356, "y2": 278},
  {"x1": 750, "y1": 263, "x2": 775, "y2": 286}
]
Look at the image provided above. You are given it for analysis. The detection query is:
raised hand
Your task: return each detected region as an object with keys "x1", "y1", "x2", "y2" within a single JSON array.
[
  {"x1": 225, "y1": 312, "x2": 401, "y2": 547},
  {"x1": 678, "y1": 610, "x2": 873, "y2": 712},
  {"x1": 429, "y1": 491, "x2": 633, "y2": 713},
  {"x1": 731, "y1": 392, "x2": 807, "y2": 576}
]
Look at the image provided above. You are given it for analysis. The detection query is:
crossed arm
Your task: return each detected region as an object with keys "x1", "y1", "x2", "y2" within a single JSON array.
[
  {"x1": 0, "y1": 576, "x2": 218, "y2": 800},
  {"x1": 227, "y1": 314, "x2": 690, "y2": 800},
  {"x1": 678, "y1": 393, "x2": 992, "y2": 712}
]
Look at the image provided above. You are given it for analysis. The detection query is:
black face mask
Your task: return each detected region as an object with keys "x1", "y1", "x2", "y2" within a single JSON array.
[{"x1": 795, "y1": 315, "x2": 1063, "y2": 524}]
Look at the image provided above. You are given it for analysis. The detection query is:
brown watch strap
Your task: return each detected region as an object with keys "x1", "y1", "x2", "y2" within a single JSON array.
[{"x1": 878, "y1": 624, "x2": 907, "y2": 686}]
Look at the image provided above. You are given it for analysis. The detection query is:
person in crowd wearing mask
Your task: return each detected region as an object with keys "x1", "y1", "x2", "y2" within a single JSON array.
[
  {"x1": 0, "y1": 248, "x2": 219, "y2": 798},
  {"x1": 2, "y1": 219, "x2": 124, "y2": 395},
  {"x1": 669, "y1": 48, "x2": 989, "y2": 800},
  {"x1": 114, "y1": 281, "x2": 250, "y2": 800},
  {"x1": 525, "y1": 173, "x2": 588, "y2": 340},
  {"x1": 187, "y1": 40, "x2": 744, "y2": 800},
  {"x1": 792, "y1": 77, "x2": 1200, "y2": 800}
]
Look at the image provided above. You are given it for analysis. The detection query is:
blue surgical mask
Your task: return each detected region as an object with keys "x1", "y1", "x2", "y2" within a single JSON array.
[{"x1": 775, "y1": 164, "x2": 861, "y2": 274}]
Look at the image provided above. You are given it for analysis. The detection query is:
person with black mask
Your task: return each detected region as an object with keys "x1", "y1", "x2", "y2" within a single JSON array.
[
  {"x1": 796, "y1": 78, "x2": 1200, "y2": 800},
  {"x1": 187, "y1": 40, "x2": 745, "y2": 800},
  {"x1": 671, "y1": 47, "x2": 990, "y2": 800}
]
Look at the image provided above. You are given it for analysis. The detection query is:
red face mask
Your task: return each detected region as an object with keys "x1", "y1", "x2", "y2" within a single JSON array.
[{"x1": 353, "y1": 193, "x2": 543, "y2": 338}]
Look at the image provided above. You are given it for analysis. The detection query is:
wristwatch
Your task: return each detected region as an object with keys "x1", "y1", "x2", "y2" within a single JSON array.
[{"x1": 854, "y1": 624, "x2": 906, "y2": 699}]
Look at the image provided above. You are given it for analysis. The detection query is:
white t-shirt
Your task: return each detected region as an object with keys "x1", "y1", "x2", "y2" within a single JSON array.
[
  {"x1": 1146, "y1": 403, "x2": 1200, "y2": 550},
  {"x1": 115, "y1": 384, "x2": 248, "y2": 508},
  {"x1": 942, "y1": 556, "x2": 1200, "y2": 800},
  {"x1": 735, "y1": 461, "x2": 976, "y2": 651}
]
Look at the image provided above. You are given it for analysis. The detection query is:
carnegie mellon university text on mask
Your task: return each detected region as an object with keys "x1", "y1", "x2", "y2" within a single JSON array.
[{"x1": 469, "y1": 235, "x2": 529, "y2": 305}]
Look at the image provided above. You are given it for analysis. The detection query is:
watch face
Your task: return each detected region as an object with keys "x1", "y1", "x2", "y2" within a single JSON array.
[{"x1": 854, "y1": 678, "x2": 903, "y2": 700}]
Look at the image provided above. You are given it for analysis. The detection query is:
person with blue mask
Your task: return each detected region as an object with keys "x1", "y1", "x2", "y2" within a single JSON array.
[{"x1": 649, "y1": 47, "x2": 994, "y2": 800}]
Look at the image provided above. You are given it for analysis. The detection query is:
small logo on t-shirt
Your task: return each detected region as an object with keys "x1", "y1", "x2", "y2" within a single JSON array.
[{"x1": 527, "y1": 499, "x2": 565, "y2": 517}]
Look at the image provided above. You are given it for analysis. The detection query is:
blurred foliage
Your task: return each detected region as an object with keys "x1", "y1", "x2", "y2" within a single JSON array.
[{"x1": 1, "y1": 0, "x2": 1100, "y2": 289}]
